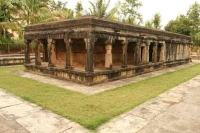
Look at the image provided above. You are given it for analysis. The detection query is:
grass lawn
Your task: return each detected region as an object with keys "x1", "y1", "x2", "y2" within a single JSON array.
[{"x1": 0, "y1": 64, "x2": 200, "y2": 130}]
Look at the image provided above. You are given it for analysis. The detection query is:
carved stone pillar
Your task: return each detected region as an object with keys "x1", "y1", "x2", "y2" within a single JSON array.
[
  {"x1": 105, "y1": 37, "x2": 114, "y2": 69},
  {"x1": 48, "y1": 39, "x2": 56, "y2": 67},
  {"x1": 152, "y1": 42, "x2": 158, "y2": 63},
  {"x1": 25, "y1": 40, "x2": 31, "y2": 64},
  {"x1": 146, "y1": 41, "x2": 151, "y2": 63},
  {"x1": 105, "y1": 44, "x2": 112, "y2": 69},
  {"x1": 121, "y1": 39, "x2": 128, "y2": 68},
  {"x1": 84, "y1": 38, "x2": 96, "y2": 72},
  {"x1": 134, "y1": 41, "x2": 141, "y2": 66},
  {"x1": 42, "y1": 40, "x2": 48, "y2": 62},
  {"x1": 161, "y1": 42, "x2": 165, "y2": 62},
  {"x1": 35, "y1": 40, "x2": 41, "y2": 65},
  {"x1": 64, "y1": 38, "x2": 73, "y2": 69}
]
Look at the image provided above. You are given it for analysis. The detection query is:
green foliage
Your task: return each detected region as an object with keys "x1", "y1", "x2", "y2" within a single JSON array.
[
  {"x1": 145, "y1": 20, "x2": 153, "y2": 28},
  {"x1": 145, "y1": 13, "x2": 161, "y2": 29},
  {"x1": 86, "y1": 0, "x2": 118, "y2": 20},
  {"x1": 165, "y1": 15, "x2": 192, "y2": 36},
  {"x1": 117, "y1": 0, "x2": 142, "y2": 24},
  {"x1": 165, "y1": 2, "x2": 200, "y2": 46},
  {"x1": 49, "y1": 0, "x2": 68, "y2": 11},
  {"x1": 1, "y1": 64, "x2": 200, "y2": 130},
  {"x1": 75, "y1": 2, "x2": 83, "y2": 18}
]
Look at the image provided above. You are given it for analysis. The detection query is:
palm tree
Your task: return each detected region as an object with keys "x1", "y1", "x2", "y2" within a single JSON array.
[
  {"x1": 0, "y1": 0, "x2": 21, "y2": 38},
  {"x1": 21, "y1": 0, "x2": 51, "y2": 25},
  {"x1": 75, "y1": 1, "x2": 83, "y2": 18},
  {"x1": 145, "y1": 20, "x2": 153, "y2": 28},
  {"x1": 152, "y1": 13, "x2": 161, "y2": 29},
  {"x1": 86, "y1": 0, "x2": 118, "y2": 20}
]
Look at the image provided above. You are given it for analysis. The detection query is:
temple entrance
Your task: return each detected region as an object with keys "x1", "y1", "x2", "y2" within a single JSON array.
[
  {"x1": 149, "y1": 43, "x2": 154, "y2": 62},
  {"x1": 93, "y1": 39, "x2": 106, "y2": 69},
  {"x1": 71, "y1": 39, "x2": 86, "y2": 70},
  {"x1": 112, "y1": 40, "x2": 123, "y2": 68},
  {"x1": 56, "y1": 39, "x2": 66, "y2": 67},
  {"x1": 127, "y1": 42, "x2": 135, "y2": 65}
]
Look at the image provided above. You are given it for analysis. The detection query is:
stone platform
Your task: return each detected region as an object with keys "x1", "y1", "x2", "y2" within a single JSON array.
[
  {"x1": 0, "y1": 54, "x2": 35, "y2": 66},
  {"x1": 24, "y1": 59, "x2": 190, "y2": 86},
  {"x1": 16, "y1": 60, "x2": 199, "y2": 95}
]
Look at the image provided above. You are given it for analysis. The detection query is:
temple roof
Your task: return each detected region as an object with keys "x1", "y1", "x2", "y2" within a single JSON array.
[{"x1": 24, "y1": 16, "x2": 191, "y2": 42}]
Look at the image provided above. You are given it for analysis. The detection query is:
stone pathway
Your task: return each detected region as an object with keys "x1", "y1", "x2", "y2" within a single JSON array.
[
  {"x1": 14, "y1": 60, "x2": 200, "y2": 95},
  {"x1": 1, "y1": 61, "x2": 200, "y2": 133},
  {"x1": 0, "y1": 89, "x2": 90, "y2": 133},
  {"x1": 97, "y1": 74, "x2": 200, "y2": 133}
]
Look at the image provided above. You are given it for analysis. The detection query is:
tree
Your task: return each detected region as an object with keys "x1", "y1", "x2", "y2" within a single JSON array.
[
  {"x1": 49, "y1": 0, "x2": 68, "y2": 11},
  {"x1": 187, "y1": 2, "x2": 200, "y2": 46},
  {"x1": 20, "y1": 0, "x2": 51, "y2": 25},
  {"x1": 165, "y1": 15, "x2": 191, "y2": 36},
  {"x1": 165, "y1": 2, "x2": 200, "y2": 46},
  {"x1": 145, "y1": 20, "x2": 153, "y2": 28},
  {"x1": 145, "y1": 13, "x2": 161, "y2": 29},
  {"x1": 152, "y1": 13, "x2": 161, "y2": 29},
  {"x1": 117, "y1": 0, "x2": 142, "y2": 24},
  {"x1": 0, "y1": 0, "x2": 21, "y2": 38},
  {"x1": 86, "y1": 0, "x2": 118, "y2": 20},
  {"x1": 75, "y1": 1, "x2": 83, "y2": 18}
]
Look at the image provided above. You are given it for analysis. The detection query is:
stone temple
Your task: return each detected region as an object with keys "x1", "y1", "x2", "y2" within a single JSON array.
[{"x1": 24, "y1": 16, "x2": 192, "y2": 86}]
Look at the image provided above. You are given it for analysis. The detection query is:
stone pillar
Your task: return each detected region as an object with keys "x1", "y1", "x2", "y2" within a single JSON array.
[
  {"x1": 146, "y1": 41, "x2": 150, "y2": 63},
  {"x1": 134, "y1": 41, "x2": 141, "y2": 66},
  {"x1": 188, "y1": 44, "x2": 192, "y2": 59},
  {"x1": 25, "y1": 40, "x2": 31, "y2": 64},
  {"x1": 152, "y1": 42, "x2": 158, "y2": 63},
  {"x1": 121, "y1": 39, "x2": 128, "y2": 68},
  {"x1": 42, "y1": 40, "x2": 48, "y2": 62},
  {"x1": 84, "y1": 38, "x2": 96, "y2": 72},
  {"x1": 162, "y1": 42, "x2": 166, "y2": 62},
  {"x1": 35, "y1": 40, "x2": 41, "y2": 65},
  {"x1": 159, "y1": 41, "x2": 165, "y2": 62},
  {"x1": 48, "y1": 39, "x2": 56, "y2": 67},
  {"x1": 105, "y1": 44, "x2": 113, "y2": 69},
  {"x1": 64, "y1": 38, "x2": 73, "y2": 69}
]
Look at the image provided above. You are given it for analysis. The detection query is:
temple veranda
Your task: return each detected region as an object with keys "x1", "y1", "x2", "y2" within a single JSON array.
[{"x1": 24, "y1": 16, "x2": 192, "y2": 86}]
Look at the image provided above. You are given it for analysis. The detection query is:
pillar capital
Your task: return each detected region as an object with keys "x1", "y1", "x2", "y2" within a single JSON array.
[
  {"x1": 105, "y1": 36, "x2": 115, "y2": 45},
  {"x1": 84, "y1": 38, "x2": 97, "y2": 50}
]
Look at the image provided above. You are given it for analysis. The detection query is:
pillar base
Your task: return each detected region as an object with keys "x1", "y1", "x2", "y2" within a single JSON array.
[
  {"x1": 121, "y1": 65, "x2": 127, "y2": 68},
  {"x1": 65, "y1": 66, "x2": 74, "y2": 70},
  {"x1": 48, "y1": 64, "x2": 55, "y2": 67},
  {"x1": 36, "y1": 62, "x2": 41, "y2": 66},
  {"x1": 105, "y1": 65, "x2": 112, "y2": 70}
]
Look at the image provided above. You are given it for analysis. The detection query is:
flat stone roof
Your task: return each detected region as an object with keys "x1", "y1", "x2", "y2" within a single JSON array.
[{"x1": 24, "y1": 16, "x2": 191, "y2": 41}]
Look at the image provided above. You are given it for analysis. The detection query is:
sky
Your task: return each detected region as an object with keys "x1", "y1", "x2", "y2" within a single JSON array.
[{"x1": 58, "y1": 0, "x2": 199, "y2": 29}]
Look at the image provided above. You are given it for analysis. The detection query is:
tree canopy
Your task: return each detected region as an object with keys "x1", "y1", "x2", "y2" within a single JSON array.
[{"x1": 165, "y1": 2, "x2": 200, "y2": 46}]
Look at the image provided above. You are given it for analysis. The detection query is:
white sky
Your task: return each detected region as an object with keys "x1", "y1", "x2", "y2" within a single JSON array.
[{"x1": 58, "y1": 0, "x2": 200, "y2": 29}]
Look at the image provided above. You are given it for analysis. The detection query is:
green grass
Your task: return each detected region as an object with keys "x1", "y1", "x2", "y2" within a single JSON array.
[{"x1": 0, "y1": 64, "x2": 200, "y2": 130}]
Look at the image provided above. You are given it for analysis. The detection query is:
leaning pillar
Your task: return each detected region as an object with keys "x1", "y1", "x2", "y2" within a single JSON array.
[
  {"x1": 64, "y1": 38, "x2": 73, "y2": 69},
  {"x1": 35, "y1": 40, "x2": 41, "y2": 65},
  {"x1": 25, "y1": 40, "x2": 31, "y2": 64},
  {"x1": 84, "y1": 38, "x2": 96, "y2": 72},
  {"x1": 121, "y1": 39, "x2": 128, "y2": 68}
]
